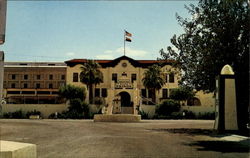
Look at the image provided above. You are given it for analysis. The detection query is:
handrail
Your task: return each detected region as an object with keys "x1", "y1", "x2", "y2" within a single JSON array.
[{"x1": 139, "y1": 95, "x2": 156, "y2": 105}]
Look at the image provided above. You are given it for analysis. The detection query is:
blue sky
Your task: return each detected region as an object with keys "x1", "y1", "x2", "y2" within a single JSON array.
[{"x1": 0, "y1": 1, "x2": 197, "y2": 62}]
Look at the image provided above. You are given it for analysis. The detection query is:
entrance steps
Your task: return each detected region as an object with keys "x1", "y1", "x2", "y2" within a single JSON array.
[{"x1": 94, "y1": 114, "x2": 141, "y2": 122}]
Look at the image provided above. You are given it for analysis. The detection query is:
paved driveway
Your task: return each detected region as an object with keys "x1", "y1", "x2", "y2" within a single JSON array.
[{"x1": 0, "y1": 119, "x2": 249, "y2": 158}]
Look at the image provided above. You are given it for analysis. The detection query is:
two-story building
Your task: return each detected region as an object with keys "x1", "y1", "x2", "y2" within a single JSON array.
[{"x1": 65, "y1": 56, "x2": 181, "y2": 115}]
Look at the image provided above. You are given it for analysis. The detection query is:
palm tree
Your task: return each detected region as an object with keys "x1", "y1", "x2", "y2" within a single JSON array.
[
  {"x1": 80, "y1": 60, "x2": 103, "y2": 104},
  {"x1": 142, "y1": 64, "x2": 165, "y2": 104}
]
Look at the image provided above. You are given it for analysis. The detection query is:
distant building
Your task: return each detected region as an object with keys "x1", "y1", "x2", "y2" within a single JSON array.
[{"x1": 3, "y1": 62, "x2": 66, "y2": 104}]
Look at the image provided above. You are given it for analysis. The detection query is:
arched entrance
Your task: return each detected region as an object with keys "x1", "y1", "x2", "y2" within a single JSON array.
[
  {"x1": 119, "y1": 91, "x2": 133, "y2": 114},
  {"x1": 119, "y1": 91, "x2": 131, "y2": 107}
]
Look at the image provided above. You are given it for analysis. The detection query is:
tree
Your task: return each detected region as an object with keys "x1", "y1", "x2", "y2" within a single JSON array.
[
  {"x1": 170, "y1": 87, "x2": 195, "y2": 103},
  {"x1": 79, "y1": 60, "x2": 103, "y2": 104},
  {"x1": 58, "y1": 84, "x2": 89, "y2": 119},
  {"x1": 142, "y1": 64, "x2": 165, "y2": 104},
  {"x1": 160, "y1": 0, "x2": 249, "y2": 130},
  {"x1": 59, "y1": 84, "x2": 86, "y2": 101},
  {"x1": 155, "y1": 99, "x2": 181, "y2": 117}
]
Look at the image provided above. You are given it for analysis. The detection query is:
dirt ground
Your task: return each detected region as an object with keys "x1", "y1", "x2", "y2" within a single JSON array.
[{"x1": 0, "y1": 119, "x2": 249, "y2": 158}]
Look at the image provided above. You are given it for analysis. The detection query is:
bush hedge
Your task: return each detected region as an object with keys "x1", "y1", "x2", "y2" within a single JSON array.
[{"x1": 155, "y1": 99, "x2": 181, "y2": 117}]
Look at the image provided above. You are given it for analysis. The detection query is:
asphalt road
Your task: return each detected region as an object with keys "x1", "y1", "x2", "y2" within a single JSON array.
[{"x1": 0, "y1": 119, "x2": 249, "y2": 158}]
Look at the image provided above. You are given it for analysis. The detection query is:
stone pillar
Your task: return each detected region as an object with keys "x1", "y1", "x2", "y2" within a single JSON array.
[
  {"x1": 214, "y1": 64, "x2": 238, "y2": 131},
  {"x1": 0, "y1": 51, "x2": 4, "y2": 114}
]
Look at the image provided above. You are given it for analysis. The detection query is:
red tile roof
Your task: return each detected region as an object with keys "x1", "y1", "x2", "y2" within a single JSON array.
[{"x1": 65, "y1": 56, "x2": 175, "y2": 67}]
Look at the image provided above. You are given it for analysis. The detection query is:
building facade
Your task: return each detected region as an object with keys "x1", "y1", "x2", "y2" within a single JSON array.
[
  {"x1": 1, "y1": 56, "x2": 214, "y2": 118},
  {"x1": 3, "y1": 62, "x2": 66, "y2": 104},
  {"x1": 65, "y1": 56, "x2": 181, "y2": 114}
]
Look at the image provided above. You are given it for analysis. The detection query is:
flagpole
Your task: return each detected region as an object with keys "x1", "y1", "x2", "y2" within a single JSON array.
[{"x1": 124, "y1": 30, "x2": 125, "y2": 56}]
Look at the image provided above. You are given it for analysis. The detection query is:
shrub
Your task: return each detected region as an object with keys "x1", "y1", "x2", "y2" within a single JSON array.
[
  {"x1": 183, "y1": 110, "x2": 196, "y2": 119},
  {"x1": 2, "y1": 110, "x2": 25, "y2": 119},
  {"x1": 26, "y1": 110, "x2": 41, "y2": 118},
  {"x1": 170, "y1": 87, "x2": 195, "y2": 101},
  {"x1": 155, "y1": 99, "x2": 181, "y2": 117},
  {"x1": 171, "y1": 112, "x2": 183, "y2": 119},
  {"x1": 197, "y1": 112, "x2": 215, "y2": 120},
  {"x1": 48, "y1": 100, "x2": 90, "y2": 119},
  {"x1": 3, "y1": 112, "x2": 11, "y2": 118},
  {"x1": 63, "y1": 110, "x2": 84, "y2": 119},
  {"x1": 138, "y1": 110, "x2": 149, "y2": 119},
  {"x1": 49, "y1": 111, "x2": 66, "y2": 119}
]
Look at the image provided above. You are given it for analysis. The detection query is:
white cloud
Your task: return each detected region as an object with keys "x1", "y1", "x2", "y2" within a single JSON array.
[
  {"x1": 95, "y1": 54, "x2": 114, "y2": 59},
  {"x1": 104, "y1": 50, "x2": 113, "y2": 54},
  {"x1": 66, "y1": 52, "x2": 76, "y2": 57},
  {"x1": 96, "y1": 47, "x2": 149, "y2": 59}
]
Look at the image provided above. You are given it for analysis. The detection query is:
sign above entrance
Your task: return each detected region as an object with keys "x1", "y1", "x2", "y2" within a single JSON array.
[{"x1": 115, "y1": 80, "x2": 133, "y2": 89}]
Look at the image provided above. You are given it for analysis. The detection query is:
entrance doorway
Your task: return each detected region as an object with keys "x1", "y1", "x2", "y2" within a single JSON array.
[{"x1": 119, "y1": 91, "x2": 133, "y2": 114}]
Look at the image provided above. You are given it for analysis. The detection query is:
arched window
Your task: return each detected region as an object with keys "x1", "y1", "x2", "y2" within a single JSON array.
[{"x1": 187, "y1": 97, "x2": 201, "y2": 106}]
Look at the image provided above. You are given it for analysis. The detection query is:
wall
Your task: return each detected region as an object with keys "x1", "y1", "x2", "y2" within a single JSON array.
[
  {"x1": 195, "y1": 91, "x2": 215, "y2": 107},
  {"x1": 181, "y1": 106, "x2": 215, "y2": 114},
  {"x1": 2, "y1": 104, "x2": 68, "y2": 118}
]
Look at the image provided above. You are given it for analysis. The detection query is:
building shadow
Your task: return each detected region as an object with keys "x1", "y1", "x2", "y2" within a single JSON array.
[
  {"x1": 150, "y1": 128, "x2": 250, "y2": 153},
  {"x1": 185, "y1": 140, "x2": 249, "y2": 153}
]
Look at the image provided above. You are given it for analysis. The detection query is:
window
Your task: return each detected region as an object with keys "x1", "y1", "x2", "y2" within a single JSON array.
[
  {"x1": 122, "y1": 72, "x2": 127, "y2": 77},
  {"x1": 73, "y1": 73, "x2": 78, "y2": 82},
  {"x1": 36, "y1": 83, "x2": 40, "y2": 89},
  {"x1": 61, "y1": 75, "x2": 65, "y2": 80},
  {"x1": 165, "y1": 74, "x2": 168, "y2": 82},
  {"x1": 24, "y1": 74, "x2": 28, "y2": 80},
  {"x1": 11, "y1": 83, "x2": 16, "y2": 88},
  {"x1": 131, "y1": 74, "x2": 136, "y2": 83},
  {"x1": 37, "y1": 75, "x2": 41, "y2": 80},
  {"x1": 162, "y1": 89, "x2": 168, "y2": 99},
  {"x1": 141, "y1": 89, "x2": 147, "y2": 98},
  {"x1": 23, "y1": 83, "x2": 28, "y2": 88},
  {"x1": 49, "y1": 84, "x2": 53, "y2": 89},
  {"x1": 169, "y1": 73, "x2": 175, "y2": 83},
  {"x1": 95, "y1": 88, "x2": 100, "y2": 97},
  {"x1": 112, "y1": 73, "x2": 117, "y2": 83},
  {"x1": 101, "y1": 88, "x2": 107, "y2": 97},
  {"x1": 169, "y1": 88, "x2": 175, "y2": 97},
  {"x1": 11, "y1": 74, "x2": 16, "y2": 80},
  {"x1": 148, "y1": 89, "x2": 153, "y2": 98},
  {"x1": 49, "y1": 74, "x2": 53, "y2": 80}
]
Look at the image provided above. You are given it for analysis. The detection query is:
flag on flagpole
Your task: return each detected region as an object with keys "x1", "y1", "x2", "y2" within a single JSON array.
[
  {"x1": 125, "y1": 30, "x2": 132, "y2": 37},
  {"x1": 124, "y1": 30, "x2": 132, "y2": 56},
  {"x1": 125, "y1": 37, "x2": 131, "y2": 42}
]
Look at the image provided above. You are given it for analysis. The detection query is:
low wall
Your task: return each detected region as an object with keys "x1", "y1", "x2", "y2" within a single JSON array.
[
  {"x1": 2, "y1": 104, "x2": 68, "y2": 118},
  {"x1": 181, "y1": 106, "x2": 215, "y2": 114}
]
